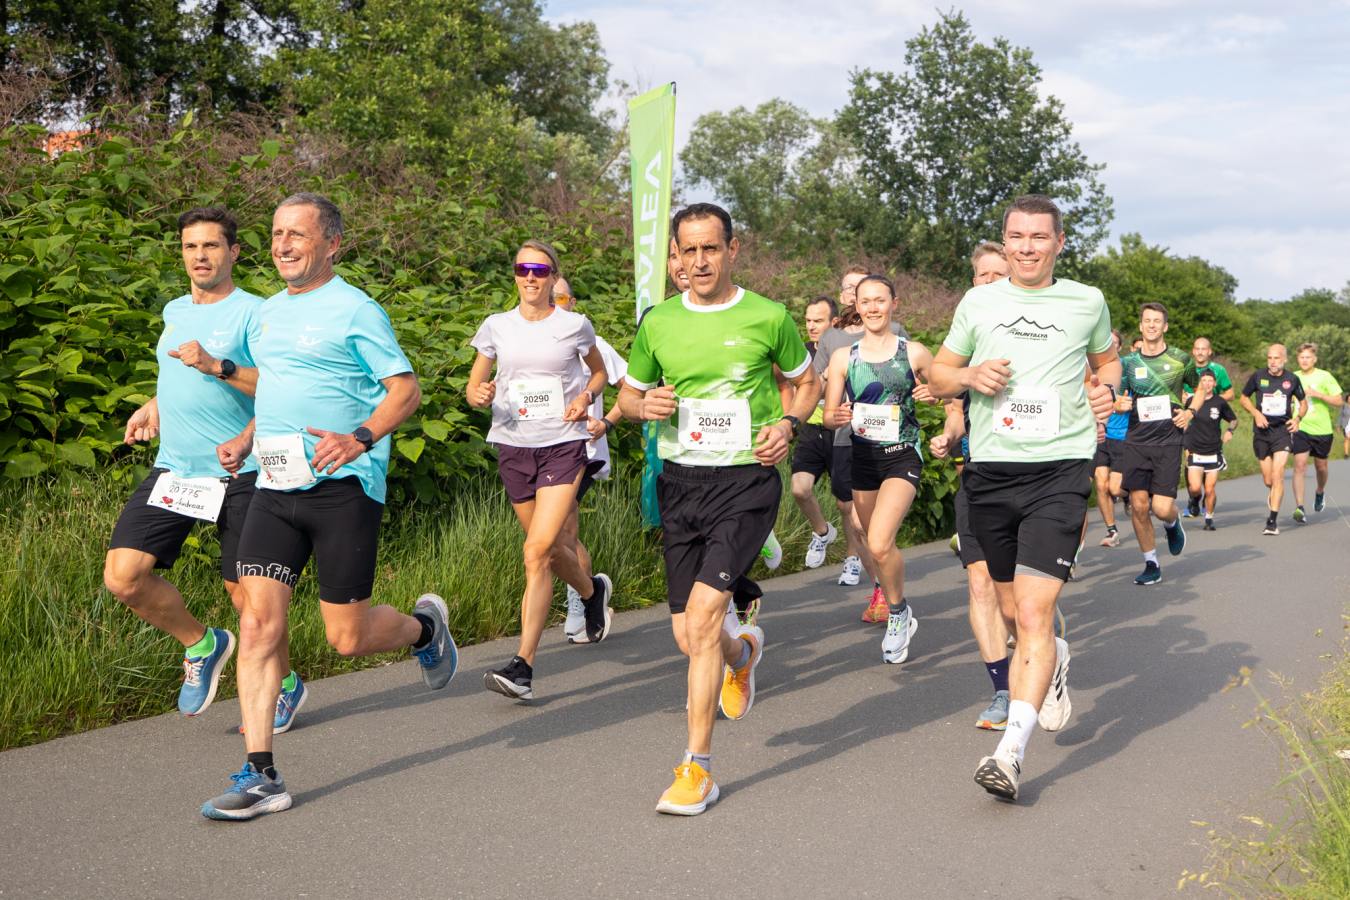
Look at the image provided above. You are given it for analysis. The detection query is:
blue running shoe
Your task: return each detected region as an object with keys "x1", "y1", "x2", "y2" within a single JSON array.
[
  {"x1": 1134, "y1": 561, "x2": 1162, "y2": 585},
  {"x1": 178, "y1": 627, "x2": 235, "y2": 716},
  {"x1": 273, "y1": 671, "x2": 308, "y2": 734},
  {"x1": 1314, "y1": 493, "x2": 1326, "y2": 514},
  {"x1": 413, "y1": 593, "x2": 458, "y2": 689},
  {"x1": 201, "y1": 763, "x2": 292, "y2": 820},
  {"x1": 1165, "y1": 518, "x2": 1186, "y2": 556}
]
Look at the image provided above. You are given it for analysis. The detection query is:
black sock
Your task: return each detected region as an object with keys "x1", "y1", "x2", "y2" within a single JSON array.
[
  {"x1": 1267, "y1": 510, "x2": 1278, "y2": 523},
  {"x1": 985, "y1": 657, "x2": 1010, "y2": 693},
  {"x1": 247, "y1": 751, "x2": 274, "y2": 776},
  {"x1": 412, "y1": 612, "x2": 434, "y2": 649},
  {"x1": 1106, "y1": 524, "x2": 1117, "y2": 534}
]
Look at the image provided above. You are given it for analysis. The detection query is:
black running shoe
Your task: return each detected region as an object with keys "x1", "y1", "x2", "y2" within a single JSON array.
[
  {"x1": 1203, "y1": 519, "x2": 1215, "y2": 531},
  {"x1": 582, "y1": 573, "x2": 614, "y2": 644},
  {"x1": 483, "y1": 656, "x2": 533, "y2": 700}
]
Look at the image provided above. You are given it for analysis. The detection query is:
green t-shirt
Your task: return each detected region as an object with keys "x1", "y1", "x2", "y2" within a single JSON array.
[
  {"x1": 942, "y1": 277, "x2": 1113, "y2": 463},
  {"x1": 1297, "y1": 367, "x2": 1343, "y2": 436},
  {"x1": 627, "y1": 287, "x2": 810, "y2": 466},
  {"x1": 1196, "y1": 361, "x2": 1232, "y2": 393},
  {"x1": 1119, "y1": 345, "x2": 1198, "y2": 446}
]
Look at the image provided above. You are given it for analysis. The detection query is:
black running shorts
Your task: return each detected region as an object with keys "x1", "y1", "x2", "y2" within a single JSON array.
[
  {"x1": 1185, "y1": 450, "x2": 1226, "y2": 473},
  {"x1": 1094, "y1": 437, "x2": 1125, "y2": 472},
  {"x1": 1252, "y1": 425, "x2": 1293, "y2": 460},
  {"x1": 108, "y1": 469, "x2": 258, "y2": 581},
  {"x1": 1120, "y1": 443, "x2": 1183, "y2": 499},
  {"x1": 850, "y1": 440, "x2": 923, "y2": 493},
  {"x1": 1291, "y1": 431, "x2": 1332, "y2": 459},
  {"x1": 234, "y1": 476, "x2": 384, "y2": 603},
  {"x1": 953, "y1": 486, "x2": 986, "y2": 568},
  {"x1": 790, "y1": 423, "x2": 833, "y2": 479},
  {"x1": 656, "y1": 462, "x2": 780, "y2": 615},
  {"x1": 575, "y1": 458, "x2": 607, "y2": 502},
  {"x1": 829, "y1": 444, "x2": 853, "y2": 502},
  {"x1": 962, "y1": 459, "x2": 1093, "y2": 583}
]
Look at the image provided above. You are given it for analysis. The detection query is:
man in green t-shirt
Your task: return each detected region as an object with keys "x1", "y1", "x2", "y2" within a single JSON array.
[
  {"x1": 1290, "y1": 342, "x2": 1344, "y2": 520},
  {"x1": 619, "y1": 203, "x2": 820, "y2": 817},
  {"x1": 1190, "y1": 337, "x2": 1234, "y2": 401},
  {"x1": 931, "y1": 194, "x2": 1120, "y2": 802}
]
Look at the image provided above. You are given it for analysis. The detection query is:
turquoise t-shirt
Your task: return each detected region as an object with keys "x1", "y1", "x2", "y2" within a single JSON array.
[
  {"x1": 154, "y1": 288, "x2": 263, "y2": 478},
  {"x1": 252, "y1": 276, "x2": 413, "y2": 503},
  {"x1": 942, "y1": 277, "x2": 1114, "y2": 463}
]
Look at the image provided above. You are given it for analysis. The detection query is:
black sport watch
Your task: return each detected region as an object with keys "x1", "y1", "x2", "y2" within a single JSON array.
[
  {"x1": 352, "y1": 426, "x2": 375, "y2": 452},
  {"x1": 217, "y1": 358, "x2": 237, "y2": 381},
  {"x1": 779, "y1": 415, "x2": 801, "y2": 438}
]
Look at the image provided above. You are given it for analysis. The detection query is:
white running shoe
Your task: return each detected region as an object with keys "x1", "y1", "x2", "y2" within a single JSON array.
[
  {"x1": 974, "y1": 750, "x2": 1021, "y2": 801},
  {"x1": 759, "y1": 530, "x2": 783, "y2": 570},
  {"x1": 563, "y1": 586, "x2": 585, "y2": 640},
  {"x1": 837, "y1": 555, "x2": 862, "y2": 586},
  {"x1": 1038, "y1": 636, "x2": 1072, "y2": 731},
  {"x1": 881, "y1": 605, "x2": 918, "y2": 664},
  {"x1": 804, "y1": 523, "x2": 837, "y2": 568}
]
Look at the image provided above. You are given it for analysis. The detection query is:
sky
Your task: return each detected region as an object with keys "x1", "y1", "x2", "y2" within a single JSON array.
[{"x1": 546, "y1": 1, "x2": 1350, "y2": 301}]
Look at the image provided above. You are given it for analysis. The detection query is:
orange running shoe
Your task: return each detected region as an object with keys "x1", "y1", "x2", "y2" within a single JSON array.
[
  {"x1": 861, "y1": 585, "x2": 888, "y2": 623},
  {"x1": 719, "y1": 625, "x2": 764, "y2": 720},
  {"x1": 655, "y1": 760, "x2": 719, "y2": 815}
]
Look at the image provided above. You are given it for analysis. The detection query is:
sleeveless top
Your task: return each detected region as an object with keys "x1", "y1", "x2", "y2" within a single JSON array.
[{"x1": 845, "y1": 336, "x2": 922, "y2": 449}]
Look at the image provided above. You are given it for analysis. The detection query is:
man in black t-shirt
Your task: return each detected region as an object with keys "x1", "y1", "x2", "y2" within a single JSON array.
[
  {"x1": 1239, "y1": 343, "x2": 1308, "y2": 535},
  {"x1": 1183, "y1": 371, "x2": 1238, "y2": 530}
]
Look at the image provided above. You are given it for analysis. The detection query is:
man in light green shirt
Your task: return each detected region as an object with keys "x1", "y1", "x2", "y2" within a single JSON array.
[{"x1": 1291, "y1": 342, "x2": 1343, "y2": 519}]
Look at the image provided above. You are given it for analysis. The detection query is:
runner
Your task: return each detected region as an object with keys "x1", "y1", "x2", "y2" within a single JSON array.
[
  {"x1": 1093, "y1": 329, "x2": 1127, "y2": 546},
  {"x1": 201, "y1": 193, "x2": 458, "y2": 821},
  {"x1": 1116, "y1": 303, "x2": 1196, "y2": 586},
  {"x1": 1182, "y1": 371, "x2": 1237, "y2": 529},
  {"x1": 790, "y1": 295, "x2": 842, "y2": 569},
  {"x1": 468, "y1": 243, "x2": 614, "y2": 698},
  {"x1": 929, "y1": 194, "x2": 1119, "y2": 802},
  {"x1": 823, "y1": 275, "x2": 932, "y2": 665},
  {"x1": 1342, "y1": 391, "x2": 1350, "y2": 459},
  {"x1": 1239, "y1": 344, "x2": 1307, "y2": 535},
  {"x1": 1289, "y1": 342, "x2": 1343, "y2": 521},
  {"x1": 1190, "y1": 337, "x2": 1235, "y2": 401},
  {"x1": 619, "y1": 203, "x2": 818, "y2": 816},
  {"x1": 552, "y1": 276, "x2": 629, "y2": 641},
  {"x1": 103, "y1": 207, "x2": 309, "y2": 730}
]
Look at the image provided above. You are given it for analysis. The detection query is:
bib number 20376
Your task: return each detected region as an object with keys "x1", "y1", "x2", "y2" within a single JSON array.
[
  {"x1": 255, "y1": 433, "x2": 317, "y2": 490},
  {"x1": 678, "y1": 398, "x2": 751, "y2": 451},
  {"x1": 992, "y1": 387, "x2": 1060, "y2": 437},
  {"x1": 147, "y1": 472, "x2": 227, "y2": 522}
]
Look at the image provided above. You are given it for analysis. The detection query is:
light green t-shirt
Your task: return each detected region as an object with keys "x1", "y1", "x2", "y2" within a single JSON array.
[
  {"x1": 1297, "y1": 367, "x2": 1343, "y2": 436},
  {"x1": 942, "y1": 277, "x2": 1113, "y2": 463},
  {"x1": 627, "y1": 288, "x2": 810, "y2": 466}
]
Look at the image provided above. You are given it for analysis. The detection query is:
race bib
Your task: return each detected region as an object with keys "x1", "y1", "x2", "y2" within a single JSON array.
[
  {"x1": 992, "y1": 386, "x2": 1060, "y2": 437},
  {"x1": 509, "y1": 377, "x2": 565, "y2": 421},
  {"x1": 147, "y1": 472, "x2": 227, "y2": 522},
  {"x1": 678, "y1": 398, "x2": 752, "y2": 451},
  {"x1": 255, "y1": 433, "x2": 317, "y2": 490},
  {"x1": 1136, "y1": 395, "x2": 1173, "y2": 423},
  {"x1": 1261, "y1": 392, "x2": 1287, "y2": 417},
  {"x1": 1190, "y1": 452, "x2": 1219, "y2": 465},
  {"x1": 852, "y1": 402, "x2": 900, "y2": 443}
]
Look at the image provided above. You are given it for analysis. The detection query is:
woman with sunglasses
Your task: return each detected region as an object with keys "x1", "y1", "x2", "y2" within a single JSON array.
[
  {"x1": 823, "y1": 274, "x2": 934, "y2": 667},
  {"x1": 468, "y1": 240, "x2": 614, "y2": 700}
]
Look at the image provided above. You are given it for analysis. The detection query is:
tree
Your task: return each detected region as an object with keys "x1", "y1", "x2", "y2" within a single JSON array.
[
  {"x1": 1281, "y1": 323, "x2": 1350, "y2": 388},
  {"x1": 837, "y1": 10, "x2": 1112, "y2": 285}
]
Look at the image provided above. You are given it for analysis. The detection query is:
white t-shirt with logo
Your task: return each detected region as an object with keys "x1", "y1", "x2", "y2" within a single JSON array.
[
  {"x1": 471, "y1": 306, "x2": 598, "y2": 448},
  {"x1": 586, "y1": 334, "x2": 628, "y2": 479}
]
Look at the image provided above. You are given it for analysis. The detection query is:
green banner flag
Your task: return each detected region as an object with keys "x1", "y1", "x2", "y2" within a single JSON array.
[{"x1": 628, "y1": 82, "x2": 676, "y2": 323}]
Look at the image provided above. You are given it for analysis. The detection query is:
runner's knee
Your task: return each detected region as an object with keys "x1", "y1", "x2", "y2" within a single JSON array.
[
  {"x1": 102, "y1": 553, "x2": 153, "y2": 602},
  {"x1": 238, "y1": 607, "x2": 286, "y2": 655},
  {"x1": 324, "y1": 624, "x2": 365, "y2": 657},
  {"x1": 522, "y1": 539, "x2": 553, "y2": 574}
]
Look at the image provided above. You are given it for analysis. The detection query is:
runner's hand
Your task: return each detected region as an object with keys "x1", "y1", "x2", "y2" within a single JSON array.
[
  {"x1": 1252, "y1": 412, "x2": 1268, "y2": 429},
  {"x1": 562, "y1": 395, "x2": 590, "y2": 422},
  {"x1": 217, "y1": 432, "x2": 253, "y2": 476},
  {"x1": 168, "y1": 340, "x2": 220, "y2": 376},
  {"x1": 468, "y1": 380, "x2": 495, "y2": 408},
  {"x1": 827, "y1": 401, "x2": 853, "y2": 428},
  {"x1": 307, "y1": 427, "x2": 364, "y2": 474},
  {"x1": 913, "y1": 382, "x2": 936, "y2": 405},
  {"x1": 1171, "y1": 408, "x2": 1193, "y2": 429},
  {"x1": 966, "y1": 359, "x2": 1012, "y2": 396},
  {"x1": 1222, "y1": 430, "x2": 1233, "y2": 444},
  {"x1": 124, "y1": 401, "x2": 159, "y2": 444},
  {"x1": 1087, "y1": 375, "x2": 1115, "y2": 422},
  {"x1": 1286, "y1": 417, "x2": 1299, "y2": 433},
  {"x1": 586, "y1": 416, "x2": 606, "y2": 440},
  {"x1": 640, "y1": 385, "x2": 677, "y2": 421},
  {"x1": 929, "y1": 434, "x2": 951, "y2": 459},
  {"x1": 1115, "y1": 394, "x2": 1133, "y2": 413},
  {"x1": 752, "y1": 422, "x2": 792, "y2": 466}
]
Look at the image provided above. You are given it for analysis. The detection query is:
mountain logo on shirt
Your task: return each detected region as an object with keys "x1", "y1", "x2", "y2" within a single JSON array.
[{"x1": 993, "y1": 316, "x2": 1065, "y2": 342}]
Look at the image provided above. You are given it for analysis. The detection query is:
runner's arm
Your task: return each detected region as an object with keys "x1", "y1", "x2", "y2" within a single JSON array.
[
  {"x1": 822, "y1": 347, "x2": 852, "y2": 427},
  {"x1": 465, "y1": 352, "x2": 496, "y2": 408},
  {"x1": 929, "y1": 346, "x2": 1013, "y2": 398},
  {"x1": 565, "y1": 345, "x2": 608, "y2": 422},
  {"x1": 907, "y1": 342, "x2": 937, "y2": 404},
  {"x1": 124, "y1": 396, "x2": 160, "y2": 444},
  {"x1": 217, "y1": 419, "x2": 255, "y2": 476},
  {"x1": 308, "y1": 372, "x2": 421, "y2": 475},
  {"x1": 1086, "y1": 348, "x2": 1122, "y2": 422},
  {"x1": 168, "y1": 341, "x2": 258, "y2": 396}
]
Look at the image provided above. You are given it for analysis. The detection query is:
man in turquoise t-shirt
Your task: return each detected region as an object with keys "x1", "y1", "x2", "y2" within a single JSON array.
[
  {"x1": 105, "y1": 206, "x2": 285, "y2": 721},
  {"x1": 201, "y1": 194, "x2": 458, "y2": 822},
  {"x1": 931, "y1": 194, "x2": 1120, "y2": 802},
  {"x1": 1290, "y1": 342, "x2": 1344, "y2": 519},
  {"x1": 619, "y1": 203, "x2": 819, "y2": 817}
]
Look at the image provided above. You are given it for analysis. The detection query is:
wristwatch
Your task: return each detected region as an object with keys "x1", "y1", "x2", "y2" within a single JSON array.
[
  {"x1": 352, "y1": 426, "x2": 375, "y2": 452},
  {"x1": 779, "y1": 415, "x2": 801, "y2": 438},
  {"x1": 217, "y1": 358, "x2": 237, "y2": 381}
]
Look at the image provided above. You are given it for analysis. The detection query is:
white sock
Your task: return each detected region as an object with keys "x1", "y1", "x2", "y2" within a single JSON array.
[
  {"x1": 1143, "y1": 549, "x2": 1158, "y2": 565},
  {"x1": 996, "y1": 700, "x2": 1037, "y2": 762}
]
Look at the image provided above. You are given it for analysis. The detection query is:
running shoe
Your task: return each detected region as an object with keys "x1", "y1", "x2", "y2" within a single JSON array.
[
  {"x1": 722, "y1": 598, "x2": 740, "y2": 636},
  {"x1": 861, "y1": 585, "x2": 888, "y2": 623},
  {"x1": 1099, "y1": 529, "x2": 1120, "y2": 548},
  {"x1": 837, "y1": 555, "x2": 862, "y2": 586},
  {"x1": 412, "y1": 593, "x2": 458, "y2": 689},
  {"x1": 201, "y1": 763, "x2": 292, "y2": 820},
  {"x1": 579, "y1": 573, "x2": 613, "y2": 644},
  {"x1": 736, "y1": 597, "x2": 761, "y2": 629},
  {"x1": 272, "y1": 672, "x2": 307, "y2": 735},
  {"x1": 1314, "y1": 493, "x2": 1326, "y2": 513},
  {"x1": 484, "y1": 656, "x2": 533, "y2": 700},
  {"x1": 1038, "y1": 637, "x2": 1072, "y2": 731},
  {"x1": 949, "y1": 533, "x2": 961, "y2": 557},
  {"x1": 719, "y1": 624, "x2": 764, "y2": 720},
  {"x1": 1263, "y1": 519, "x2": 1280, "y2": 536},
  {"x1": 1293, "y1": 505, "x2": 1306, "y2": 524},
  {"x1": 881, "y1": 605, "x2": 918, "y2": 665},
  {"x1": 1134, "y1": 561, "x2": 1162, "y2": 585},
  {"x1": 655, "y1": 761, "x2": 719, "y2": 816},
  {"x1": 1203, "y1": 518, "x2": 1216, "y2": 531},
  {"x1": 1165, "y1": 518, "x2": 1186, "y2": 556},
  {"x1": 759, "y1": 531, "x2": 783, "y2": 571},
  {"x1": 974, "y1": 752, "x2": 1021, "y2": 802},
  {"x1": 976, "y1": 690, "x2": 1010, "y2": 731},
  {"x1": 804, "y1": 523, "x2": 837, "y2": 568},
  {"x1": 178, "y1": 627, "x2": 236, "y2": 716},
  {"x1": 563, "y1": 585, "x2": 585, "y2": 640}
]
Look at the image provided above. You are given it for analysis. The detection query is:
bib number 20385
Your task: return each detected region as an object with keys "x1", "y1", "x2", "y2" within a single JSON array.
[
  {"x1": 678, "y1": 398, "x2": 751, "y2": 451},
  {"x1": 255, "y1": 433, "x2": 317, "y2": 490},
  {"x1": 992, "y1": 387, "x2": 1060, "y2": 437},
  {"x1": 147, "y1": 472, "x2": 227, "y2": 522}
]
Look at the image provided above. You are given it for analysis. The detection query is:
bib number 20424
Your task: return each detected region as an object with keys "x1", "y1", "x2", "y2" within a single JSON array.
[{"x1": 678, "y1": 398, "x2": 751, "y2": 451}]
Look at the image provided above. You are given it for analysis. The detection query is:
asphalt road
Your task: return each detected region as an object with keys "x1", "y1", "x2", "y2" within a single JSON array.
[{"x1": 2, "y1": 464, "x2": 1346, "y2": 898}]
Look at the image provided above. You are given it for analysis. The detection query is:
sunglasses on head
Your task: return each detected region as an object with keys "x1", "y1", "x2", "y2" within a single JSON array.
[{"x1": 514, "y1": 262, "x2": 554, "y2": 278}]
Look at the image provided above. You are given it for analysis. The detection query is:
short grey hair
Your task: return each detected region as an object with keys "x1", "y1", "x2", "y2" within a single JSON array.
[{"x1": 278, "y1": 192, "x2": 344, "y2": 239}]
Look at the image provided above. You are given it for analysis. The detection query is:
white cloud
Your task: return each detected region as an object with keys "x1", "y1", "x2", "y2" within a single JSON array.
[{"x1": 1173, "y1": 227, "x2": 1350, "y2": 299}]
